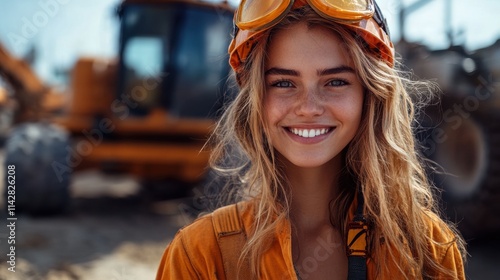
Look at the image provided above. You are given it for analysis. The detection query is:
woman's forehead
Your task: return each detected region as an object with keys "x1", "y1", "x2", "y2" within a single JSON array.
[{"x1": 265, "y1": 22, "x2": 354, "y2": 72}]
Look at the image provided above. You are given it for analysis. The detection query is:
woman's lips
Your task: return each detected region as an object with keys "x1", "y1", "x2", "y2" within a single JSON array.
[
  {"x1": 284, "y1": 126, "x2": 335, "y2": 143},
  {"x1": 288, "y1": 127, "x2": 332, "y2": 138}
]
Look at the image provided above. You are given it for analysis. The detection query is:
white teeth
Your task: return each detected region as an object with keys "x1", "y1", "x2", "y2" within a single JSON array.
[{"x1": 289, "y1": 128, "x2": 330, "y2": 138}]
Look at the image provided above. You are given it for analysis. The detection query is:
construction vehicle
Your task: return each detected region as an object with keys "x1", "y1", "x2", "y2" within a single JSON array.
[
  {"x1": 397, "y1": 0, "x2": 500, "y2": 238},
  {"x1": 1, "y1": 0, "x2": 236, "y2": 214}
]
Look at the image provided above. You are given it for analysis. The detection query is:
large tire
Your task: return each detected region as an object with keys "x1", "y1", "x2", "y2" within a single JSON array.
[
  {"x1": 4, "y1": 123, "x2": 71, "y2": 215},
  {"x1": 428, "y1": 115, "x2": 500, "y2": 238}
]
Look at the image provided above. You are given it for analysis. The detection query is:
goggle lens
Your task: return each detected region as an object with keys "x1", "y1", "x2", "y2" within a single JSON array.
[
  {"x1": 310, "y1": 0, "x2": 374, "y2": 20},
  {"x1": 236, "y1": 0, "x2": 292, "y2": 30}
]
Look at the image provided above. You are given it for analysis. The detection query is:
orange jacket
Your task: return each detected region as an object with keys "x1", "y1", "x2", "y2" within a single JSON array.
[{"x1": 156, "y1": 200, "x2": 465, "y2": 279}]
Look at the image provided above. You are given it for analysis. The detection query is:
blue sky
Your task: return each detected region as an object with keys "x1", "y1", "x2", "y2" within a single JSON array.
[
  {"x1": 0, "y1": 0, "x2": 499, "y2": 84},
  {"x1": 378, "y1": 0, "x2": 500, "y2": 50}
]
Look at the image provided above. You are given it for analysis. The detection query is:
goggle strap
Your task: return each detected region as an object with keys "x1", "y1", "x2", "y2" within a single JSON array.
[
  {"x1": 233, "y1": 20, "x2": 239, "y2": 39},
  {"x1": 373, "y1": 1, "x2": 390, "y2": 39}
]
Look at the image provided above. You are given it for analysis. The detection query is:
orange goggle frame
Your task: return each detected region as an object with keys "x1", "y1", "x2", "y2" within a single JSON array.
[
  {"x1": 236, "y1": 0, "x2": 375, "y2": 31},
  {"x1": 229, "y1": 0, "x2": 394, "y2": 75}
]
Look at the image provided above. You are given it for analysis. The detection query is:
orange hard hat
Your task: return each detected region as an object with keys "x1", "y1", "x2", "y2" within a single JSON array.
[{"x1": 229, "y1": 0, "x2": 394, "y2": 76}]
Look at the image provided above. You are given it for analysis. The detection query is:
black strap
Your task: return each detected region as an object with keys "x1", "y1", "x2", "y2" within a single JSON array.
[
  {"x1": 347, "y1": 190, "x2": 368, "y2": 280},
  {"x1": 348, "y1": 255, "x2": 367, "y2": 280}
]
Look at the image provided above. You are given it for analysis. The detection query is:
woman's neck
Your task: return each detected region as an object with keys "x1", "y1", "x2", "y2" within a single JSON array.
[{"x1": 284, "y1": 156, "x2": 342, "y2": 233}]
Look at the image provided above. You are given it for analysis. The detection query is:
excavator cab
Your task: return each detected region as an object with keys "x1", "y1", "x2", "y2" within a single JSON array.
[{"x1": 117, "y1": 1, "x2": 234, "y2": 118}]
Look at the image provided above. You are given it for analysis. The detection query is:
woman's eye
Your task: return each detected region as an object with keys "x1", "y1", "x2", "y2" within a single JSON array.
[
  {"x1": 272, "y1": 80, "x2": 293, "y2": 88},
  {"x1": 327, "y1": 79, "x2": 348, "y2": 87}
]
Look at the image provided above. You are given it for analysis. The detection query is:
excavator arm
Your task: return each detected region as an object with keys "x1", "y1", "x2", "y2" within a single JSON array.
[{"x1": 0, "y1": 42, "x2": 48, "y2": 123}]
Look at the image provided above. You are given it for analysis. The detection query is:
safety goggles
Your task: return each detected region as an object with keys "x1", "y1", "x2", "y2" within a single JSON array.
[
  {"x1": 236, "y1": 0, "x2": 376, "y2": 31},
  {"x1": 229, "y1": 0, "x2": 394, "y2": 79}
]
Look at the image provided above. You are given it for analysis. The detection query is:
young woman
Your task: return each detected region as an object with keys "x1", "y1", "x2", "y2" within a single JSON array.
[{"x1": 157, "y1": 0, "x2": 466, "y2": 279}]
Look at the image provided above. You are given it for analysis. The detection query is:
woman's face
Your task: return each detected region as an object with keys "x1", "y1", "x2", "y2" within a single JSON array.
[{"x1": 263, "y1": 22, "x2": 364, "y2": 169}]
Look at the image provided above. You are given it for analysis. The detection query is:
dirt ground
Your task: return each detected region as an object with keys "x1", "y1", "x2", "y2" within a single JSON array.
[
  {"x1": 0, "y1": 161, "x2": 198, "y2": 280},
  {"x1": 0, "y1": 151, "x2": 499, "y2": 280}
]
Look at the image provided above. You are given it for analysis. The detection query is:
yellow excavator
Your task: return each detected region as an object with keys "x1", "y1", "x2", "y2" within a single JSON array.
[{"x1": 1, "y1": 0, "x2": 235, "y2": 214}]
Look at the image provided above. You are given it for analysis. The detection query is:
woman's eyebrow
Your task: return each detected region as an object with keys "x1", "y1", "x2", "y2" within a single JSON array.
[
  {"x1": 265, "y1": 68, "x2": 300, "y2": 76},
  {"x1": 318, "y1": 65, "x2": 355, "y2": 76},
  {"x1": 264, "y1": 66, "x2": 355, "y2": 77}
]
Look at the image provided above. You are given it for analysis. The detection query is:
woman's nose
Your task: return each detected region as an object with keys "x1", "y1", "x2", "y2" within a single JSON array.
[{"x1": 294, "y1": 87, "x2": 324, "y2": 117}]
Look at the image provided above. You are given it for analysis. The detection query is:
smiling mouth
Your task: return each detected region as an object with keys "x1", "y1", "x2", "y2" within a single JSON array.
[{"x1": 287, "y1": 127, "x2": 334, "y2": 138}]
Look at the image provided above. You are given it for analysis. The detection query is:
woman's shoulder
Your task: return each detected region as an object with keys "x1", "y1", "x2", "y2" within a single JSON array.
[
  {"x1": 422, "y1": 210, "x2": 459, "y2": 243},
  {"x1": 422, "y1": 210, "x2": 465, "y2": 274},
  {"x1": 163, "y1": 212, "x2": 219, "y2": 265},
  {"x1": 168, "y1": 200, "x2": 256, "y2": 254},
  {"x1": 157, "y1": 200, "x2": 256, "y2": 279}
]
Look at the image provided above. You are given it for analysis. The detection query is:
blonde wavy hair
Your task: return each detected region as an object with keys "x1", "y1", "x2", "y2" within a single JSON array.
[{"x1": 209, "y1": 6, "x2": 465, "y2": 279}]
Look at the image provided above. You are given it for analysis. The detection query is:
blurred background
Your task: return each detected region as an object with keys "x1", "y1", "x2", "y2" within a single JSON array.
[{"x1": 0, "y1": 0, "x2": 499, "y2": 279}]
